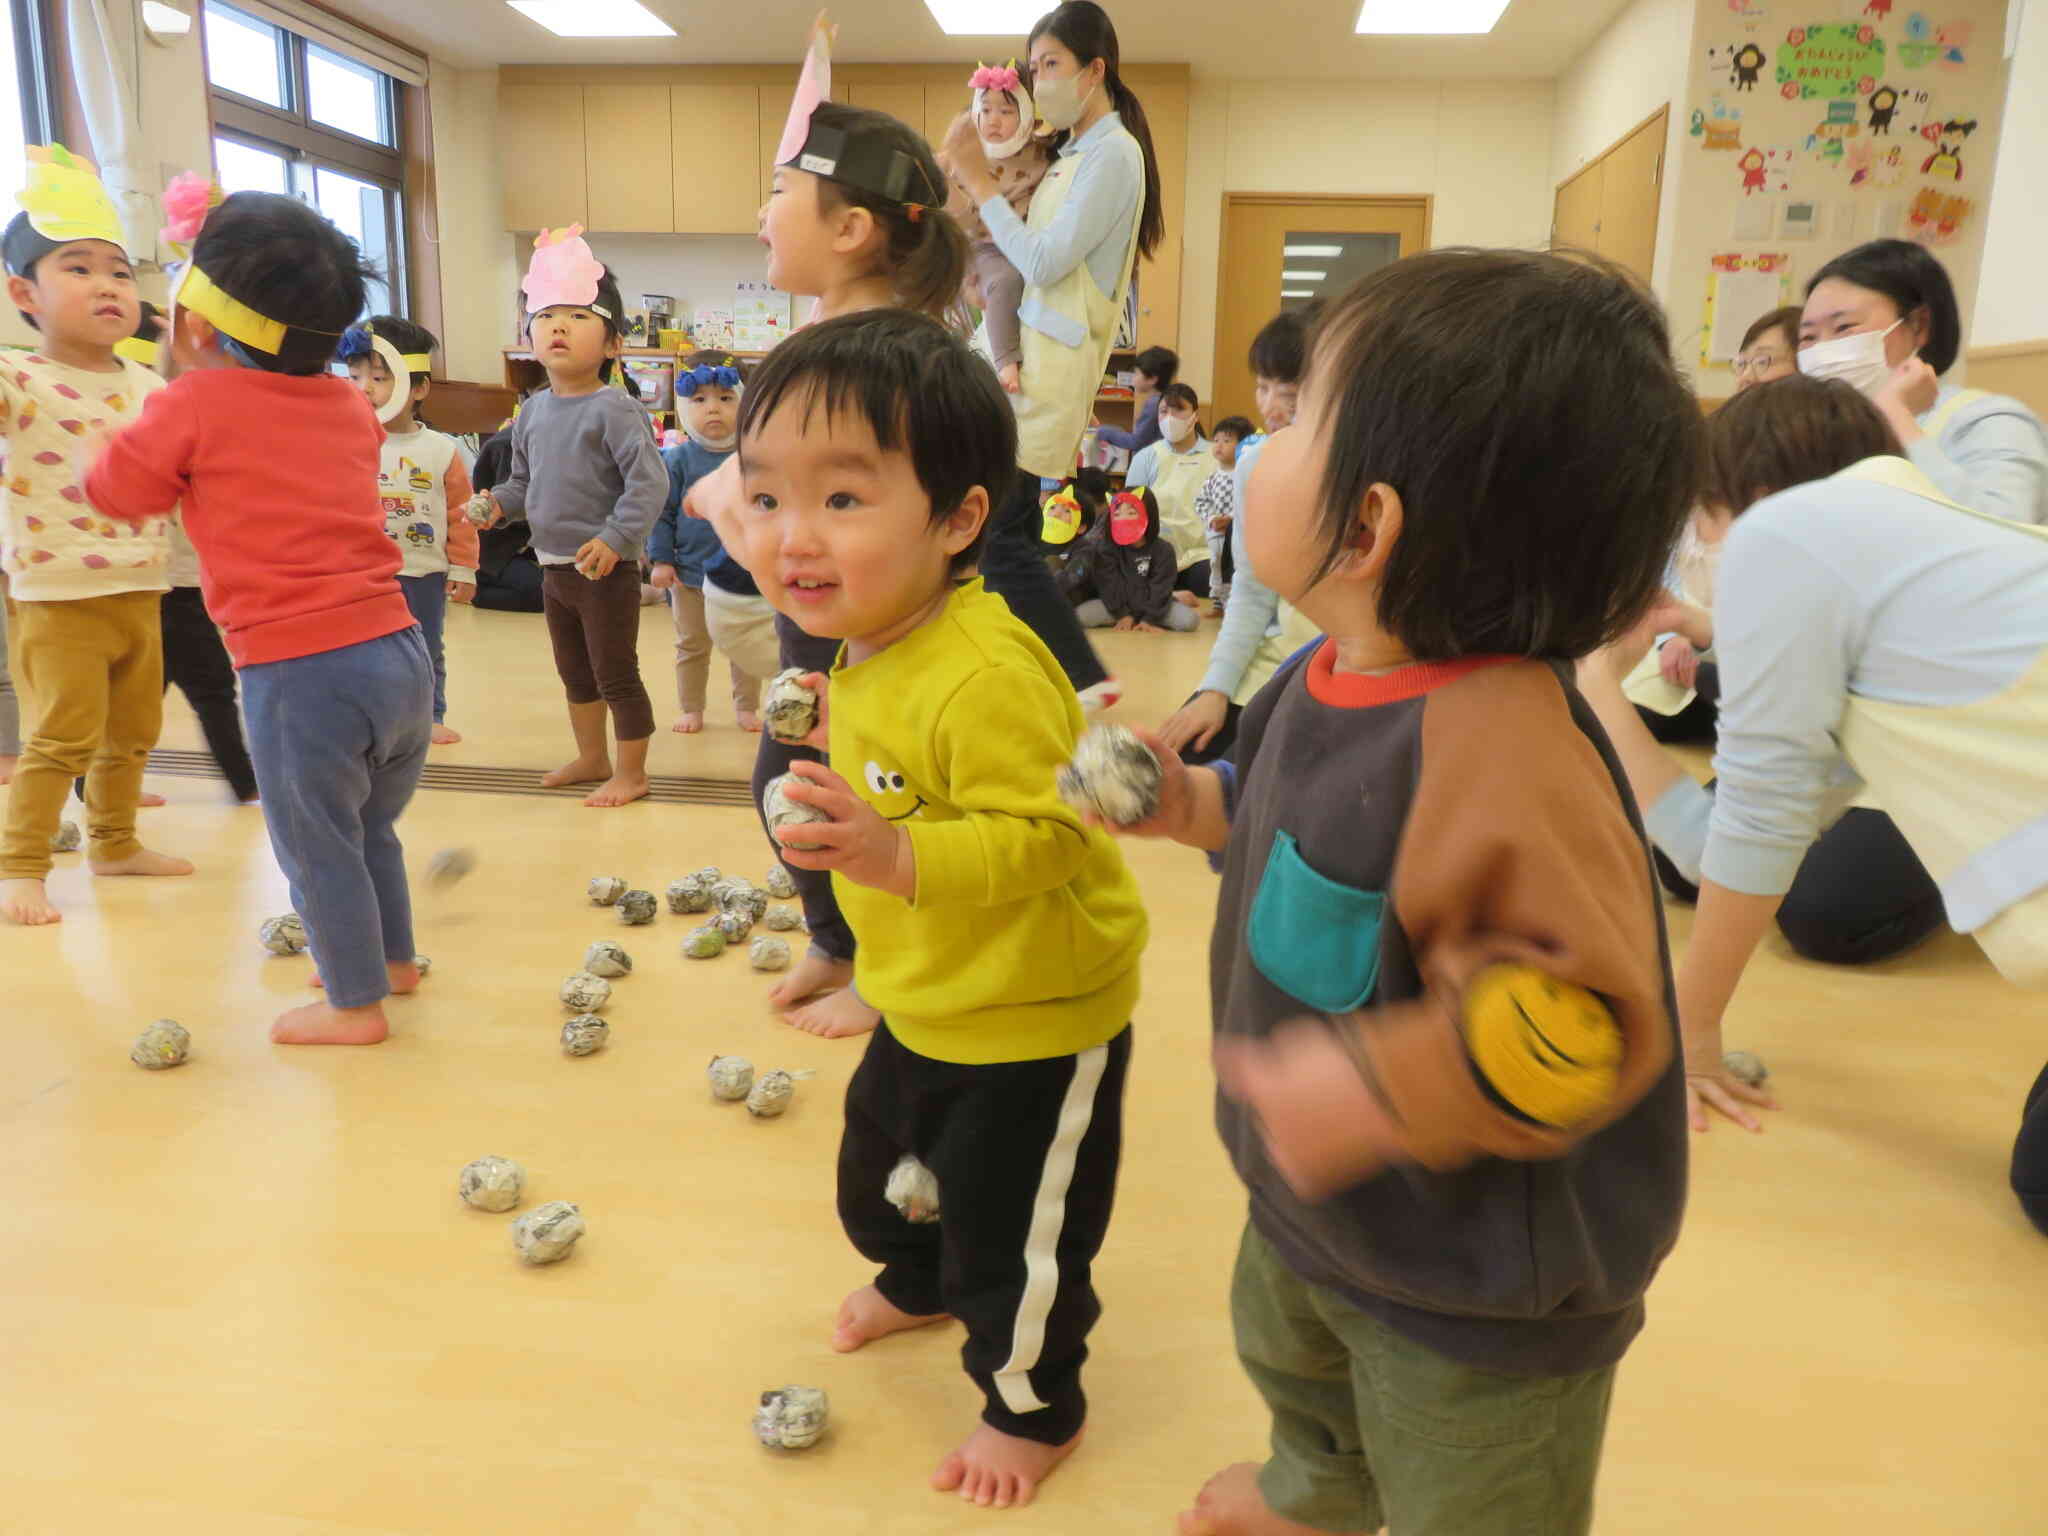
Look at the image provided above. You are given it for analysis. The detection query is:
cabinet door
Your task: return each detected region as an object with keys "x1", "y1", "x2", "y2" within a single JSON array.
[
  {"x1": 847, "y1": 83, "x2": 929, "y2": 138},
  {"x1": 1135, "y1": 78, "x2": 1187, "y2": 350},
  {"x1": 498, "y1": 84, "x2": 586, "y2": 231},
  {"x1": 1596, "y1": 108, "x2": 1666, "y2": 285},
  {"x1": 1552, "y1": 159, "x2": 1604, "y2": 252},
  {"x1": 926, "y1": 82, "x2": 970, "y2": 160},
  {"x1": 759, "y1": 73, "x2": 799, "y2": 196},
  {"x1": 672, "y1": 84, "x2": 763, "y2": 234},
  {"x1": 586, "y1": 88, "x2": 673, "y2": 233}
]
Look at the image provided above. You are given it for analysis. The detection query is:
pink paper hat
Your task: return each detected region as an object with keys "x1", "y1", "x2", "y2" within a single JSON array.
[{"x1": 522, "y1": 225, "x2": 609, "y2": 316}]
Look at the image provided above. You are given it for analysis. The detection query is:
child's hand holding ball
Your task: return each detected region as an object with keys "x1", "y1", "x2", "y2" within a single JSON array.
[{"x1": 573, "y1": 538, "x2": 619, "y2": 580}]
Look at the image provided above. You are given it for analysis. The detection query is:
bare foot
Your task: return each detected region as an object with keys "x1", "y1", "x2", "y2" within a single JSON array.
[
  {"x1": 311, "y1": 960, "x2": 421, "y2": 996},
  {"x1": 541, "y1": 755, "x2": 610, "y2": 789},
  {"x1": 431, "y1": 723, "x2": 463, "y2": 745},
  {"x1": 832, "y1": 1284, "x2": 948, "y2": 1354},
  {"x1": 1174, "y1": 590, "x2": 1203, "y2": 609},
  {"x1": 1178, "y1": 1462, "x2": 1369, "y2": 1536},
  {"x1": 788, "y1": 988, "x2": 881, "y2": 1039},
  {"x1": 737, "y1": 709, "x2": 763, "y2": 734},
  {"x1": 138, "y1": 791, "x2": 167, "y2": 808},
  {"x1": 271, "y1": 1000, "x2": 390, "y2": 1045},
  {"x1": 770, "y1": 951, "x2": 851, "y2": 1011},
  {"x1": 672, "y1": 712, "x2": 705, "y2": 735},
  {"x1": 584, "y1": 771, "x2": 649, "y2": 809},
  {"x1": 0, "y1": 877, "x2": 61, "y2": 926},
  {"x1": 0, "y1": 753, "x2": 16, "y2": 785},
  {"x1": 89, "y1": 848, "x2": 194, "y2": 878},
  {"x1": 933, "y1": 1425, "x2": 1081, "y2": 1510}
]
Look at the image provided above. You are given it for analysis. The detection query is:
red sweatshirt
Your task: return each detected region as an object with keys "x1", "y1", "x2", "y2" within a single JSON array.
[{"x1": 84, "y1": 369, "x2": 414, "y2": 668}]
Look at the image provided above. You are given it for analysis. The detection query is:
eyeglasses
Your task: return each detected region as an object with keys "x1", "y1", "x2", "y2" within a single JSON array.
[{"x1": 1734, "y1": 350, "x2": 1787, "y2": 378}]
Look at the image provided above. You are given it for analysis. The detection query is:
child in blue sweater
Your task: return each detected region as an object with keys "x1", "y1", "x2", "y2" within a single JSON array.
[{"x1": 648, "y1": 353, "x2": 761, "y2": 734}]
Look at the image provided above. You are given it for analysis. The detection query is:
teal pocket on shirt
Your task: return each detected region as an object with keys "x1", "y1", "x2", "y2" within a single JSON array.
[{"x1": 1247, "y1": 828, "x2": 1386, "y2": 1012}]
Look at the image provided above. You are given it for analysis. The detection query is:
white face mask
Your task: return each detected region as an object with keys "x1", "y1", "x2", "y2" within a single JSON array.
[
  {"x1": 1160, "y1": 410, "x2": 1194, "y2": 445},
  {"x1": 1797, "y1": 317, "x2": 1904, "y2": 397},
  {"x1": 1034, "y1": 69, "x2": 1098, "y2": 131}
]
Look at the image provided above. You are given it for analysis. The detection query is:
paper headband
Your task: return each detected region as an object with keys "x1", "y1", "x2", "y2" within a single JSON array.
[
  {"x1": 175, "y1": 263, "x2": 287, "y2": 354},
  {"x1": 775, "y1": 16, "x2": 938, "y2": 211},
  {"x1": 679, "y1": 363, "x2": 742, "y2": 393},
  {"x1": 15, "y1": 143, "x2": 126, "y2": 254},
  {"x1": 970, "y1": 62, "x2": 1036, "y2": 161},
  {"x1": 339, "y1": 322, "x2": 433, "y2": 373},
  {"x1": 522, "y1": 225, "x2": 612, "y2": 318}
]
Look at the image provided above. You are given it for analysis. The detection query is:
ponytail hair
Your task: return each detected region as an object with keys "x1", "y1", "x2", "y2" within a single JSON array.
[
  {"x1": 1028, "y1": 2, "x2": 1164, "y2": 262},
  {"x1": 808, "y1": 102, "x2": 968, "y2": 321}
]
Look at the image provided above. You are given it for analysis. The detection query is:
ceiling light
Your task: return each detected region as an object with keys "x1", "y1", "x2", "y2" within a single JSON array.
[
  {"x1": 1356, "y1": 0, "x2": 1512, "y2": 35},
  {"x1": 924, "y1": 0, "x2": 1053, "y2": 34},
  {"x1": 507, "y1": 0, "x2": 675, "y2": 37},
  {"x1": 1280, "y1": 270, "x2": 1326, "y2": 282},
  {"x1": 1283, "y1": 245, "x2": 1343, "y2": 258},
  {"x1": 1280, "y1": 290, "x2": 1315, "y2": 298},
  {"x1": 141, "y1": 1, "x2": 193, "y2": 38}
]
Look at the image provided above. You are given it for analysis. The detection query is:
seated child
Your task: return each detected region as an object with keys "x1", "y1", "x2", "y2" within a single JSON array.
[
  {"x1": 1105, "y1": 250, "x2": 1697, "y2": 1536},
  {"x1": 1196, "y1": 415, "x2": 1254, "y2": 611},
  {"x1": 86, "y1": 189, "x2": 432, "y2": 1045},
  {"x1": 1045, "y1": 468, "x2": 1110, "y2": 604},
  {"x1": 1126, "y1": 382, "x2": 1217, "y2": 601},
  {"x1": 940, "y1": 63, "x2": 1053, "y2": 394},
  {"x1": 732, "y1": 309, "x2": 1145, "y2": 1510},
  {"x1": 1074, "y1": 487, "x2": 1198, "y2": 632},
  {"x1": 338, "y1": 315, "x2": 478, "y2": 746}
]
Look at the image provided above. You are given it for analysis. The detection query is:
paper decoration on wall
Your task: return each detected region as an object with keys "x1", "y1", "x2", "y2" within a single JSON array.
[
  {"x1": 1805, "y1": 98, "x2": 1862, "y2": 162},
  {"x1": 1894, "y1": 13, "x2": 1968, "y2": 69},
  {"x1": 1916, "y1": 113, "x2": 1977, "y2": 180},
  {"x1": 1907, "y1": 187, "x2": 1973, "y2": 244},
  {"x1": 1731, "y1": 41, "x2": 1770, "y2": 89},
  {"x1": 1703, "y1": 252, "x2": 1794, "y2": 367},
  {"x1": 1727, "y1": 0, "x2": 1767, "y2": 14},
  {"x1": 1935, "y1": 20, "x2": 1971, "y2": 69},
  {"x1": 1863, "y1": 0, "x2": 1894, "y2": 18},
  {"x1": 1867, "y1": 84, "x2": 1901, "y2": 132},
  {"x1": 1843, "y1": 137, "x2": 1907, "y2": 189},
  {"x1": 1777, "y1": 23, "x2": 1886, "y2": 99},
  {"x1": 1692, "y1": 93, "x2": 1746, "y2": 149},
  {"x1": 1739, "y1": 147, "x2": 1770, "y2": 194}
]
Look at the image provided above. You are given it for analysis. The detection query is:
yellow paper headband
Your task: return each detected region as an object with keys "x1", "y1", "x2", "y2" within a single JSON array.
[
  {"x1": 397, "y1": 351, "x2": 432, "y2": 371},
  {"x1": 175, "y1": 263, "x2": 287, "y2": 353}
]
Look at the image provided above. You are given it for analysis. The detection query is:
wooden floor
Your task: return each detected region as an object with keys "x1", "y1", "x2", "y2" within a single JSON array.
[{"x1": 6, "y1": 612, "x2": 2046, "y2": 1534}]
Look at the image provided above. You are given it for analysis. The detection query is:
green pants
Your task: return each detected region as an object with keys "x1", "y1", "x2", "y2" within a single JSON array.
[{"x1": 1231, "y1": 1221, "x2": 1616, "y2": 1536}]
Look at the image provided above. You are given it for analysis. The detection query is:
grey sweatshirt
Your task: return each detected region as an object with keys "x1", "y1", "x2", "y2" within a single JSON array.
[{"x1": 490, "y1": 385, "x2": 667, "y2": 561}]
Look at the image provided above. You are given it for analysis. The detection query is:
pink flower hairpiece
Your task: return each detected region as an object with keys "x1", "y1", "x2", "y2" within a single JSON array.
[
  {"x1": 970, "y1": 63, "x2": 1021, "y2": 94},
  {"x1": 159, "y1": 171, "x2": 222, "y2": 253}
]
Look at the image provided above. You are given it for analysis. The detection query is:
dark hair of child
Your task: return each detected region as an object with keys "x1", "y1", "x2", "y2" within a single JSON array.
[
  {"x1": 1212, "y1": 414, "x2": 1256, "y2": 443},
  {"x1": 738, "y1": 308, "x2": 1016, "y2": 577},
  {"x1": 678, "y1": 348, "x2": 748, "y2": 384},
  {"x1": 335, "y1": 314, "x2": 438, "y2": 388},
  {"x1": 1134, "y1": 345, "x2": 1179, "y2": 389},
  {"x1": 1805, "y1": 238, "x2": 1963, "y2": 374},
  {"x1": 806, "y1": 103, "x2": 968, "y2": 322},
  {"x1": 1160, "y1": 380, "x2": 1202, "y2": 436},
  {"x1": 1071, "y1": 466, "x2": 1113, "y2": 514},
  {"x1": 522, "y1": 261, "x2": 628, "y2": 383},
  {"x1": 1249, "y1": 299, "x2": 1323, "y2": 382},
  {"x1": 188, "y1": 191, "x2": 378, "y2": 375},
  {"x1": 1308, "y1": 248, "x2": 1700, "y2": 662},
  {"x1": 1700, "y1": 373, "x2": 1902, "y2": 513},
  {"x1": 1739, "y1": 304, "x2": 1803, "y2": 356},
  {"x1": 1027, "y1": 2, "x2": 1165, "y2": 261}
]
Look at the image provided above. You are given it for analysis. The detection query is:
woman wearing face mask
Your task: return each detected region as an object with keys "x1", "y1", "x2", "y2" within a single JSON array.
[
  {"x1": 1799, "y1": 239, "x2": 2048, "y2": 525},
  {"x1": 1124, "y1": 381, "x2": 1216, "y2": 602},
  {"x1": 943, "y1": 1, "x2": 1164, "y2": 712}
]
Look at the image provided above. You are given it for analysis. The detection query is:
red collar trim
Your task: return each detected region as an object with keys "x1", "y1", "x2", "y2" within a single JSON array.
[{"x1": 1304, "y1": 639, "x2": 1517, "y2": 708}]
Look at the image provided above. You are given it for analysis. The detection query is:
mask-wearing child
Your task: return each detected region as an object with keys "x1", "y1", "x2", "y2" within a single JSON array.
[
  {"x1": 940, "y1": 64, "x2": 1055, "y2": 394},
  {"x1": 339, "y1": 316, "x2": 478, "y2": 747},
  {"x1": 1072, "y1": 486, "x2": 1197, "y2": 633}
]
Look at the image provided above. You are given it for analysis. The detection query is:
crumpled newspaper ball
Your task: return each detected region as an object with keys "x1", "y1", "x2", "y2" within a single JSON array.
[
  {"x1": 130, "y1": 1019, "x2": 190, "y2": 1070},
  {"x1": 763, "y1": 904, "x2": 804, "y2": 932},
  {"x1": 764, "y1": 865, "x2": 796, "y2": 900},
  {"x1": 749, "y1": 935, "x2": 792, "y2": 972},
  {"x1": 562, "y1": 1014, "x2": 610, "y2": 1057},
  {"x1": 50, "y1": 819, "x2": 82, "y2": 853},
  {"x1": 459, "y1": 1155, "x2": 525, "y2": 1211},
  {"x1": 259, "y1": 913, "x2": 308, "y2": 955},
  {"x1": 1057, "y1": 724, "x2": 1163, "y2": 827},
  {"x1": 511, "y1": 1200, "x2": 585, "y2": 1264},
  {"x1": 428, "y1": 847, "x2": 476, "y2": 888},
  {"x1": 885, "y1": 1155, "x2": 941, "y2": 1223},
  {"x1": 708, "y1": 1055, "x2": 754, "y2": 1100},
  {"x1": 746, "y1": 1069, "x2": 796, "y2": 1118},
  {"x1": 682, "y1": 925, "x2": 727, "y2": 960},
  {"x1": 666, "y1": 874, "x2": 715, "y2": 914},
  {"x1": 754, "y1": 1384, "x2": 829, "y2": 1450},
  {"x1": 588, "y1": 875, "x2": 627, "y2": 906},
  {"x1": 1722, "y1": 1050, "x2": 1770, "y2": 1088},
  {"x1": 692, "y1": 865, "x2": 721, "y2": 883},
  {"x1": 583, "y1": 939, "x2": 632, "y2": 978},
  {"x1": 763, "y1": 773, "x2": 830, "y2": 852},
  {"x1": 762, "y1": 668, "x2": 821, "y2": 745},
  {"x1": 560, "y1": 971, "x2": 612, "y2": 1011},
  {"x1": 714, "y1": 908, "x2": 755, "y2": 944},
  {"x1": 716, "y1": 879, "x2": 769, "y2": 923},
  {"x1": 617, "y1": 889, "x2": 658, "y2": 926}
]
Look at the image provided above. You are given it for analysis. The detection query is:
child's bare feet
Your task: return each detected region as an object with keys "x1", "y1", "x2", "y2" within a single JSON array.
[
  {"x1": 0, "y1": 878, "x2": 61, "y2": 925},
  {"x1": 997, "y1": 361, "x2": 1023, "y2": 394},
  {"x1": 310, "y1": 960, "x2": 421, "y2": 996},
  {"x1": 832, "y1": 1284, "x2": 948, "y2": 1353},
  {"x1": 541, "y1": 754, "x2": 610, "y2": 789},
  {"x1": 138, "y1": 791, "x2": 167, "y2": 807},
  {"x1": 584, "y1": 771, "x2": 649, "y2": 808},
  {"x1": 672, "y1": 711, "x2": 705, "y2": 735},
  {"x1": 0, "y1": 753, "x2": 16, "y2": 785},
  {"x1": 933, "y1": 1425, "x2": 1081, "y2": 1510},
  {"x1": 90, "y1": 848, "x2": 194, "y2": 878},
  {"x1": 737, "y1": 709, "x2": 763, "y2": 734},
  {"x1": 1174, "y1": 590, "x2": 1203, "y2": 609},
  {"x1": 1178, "y1": 1462, "x2": 1369, "y2": 1535},
  {"x1": 431, "y1": 723, "x2": 462, "y2": 745},
  {"x1": 271, "y1": 1000, "x2": 390, "y2": 1045},
  {"x1": 770, "y1": 951, "x2": 850, "y2": 1010},
  {"x1": 788, "y1": 988, "x2": 881, "y2": 1039}
]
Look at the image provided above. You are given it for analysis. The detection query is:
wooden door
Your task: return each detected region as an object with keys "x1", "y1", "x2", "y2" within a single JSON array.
[
  {"x1": 498, "y1": 84, "x2": 586, "y2": 231},
  {"x1": 671, "y1": 84, "x2": 763, "y2": 234},
  {"x1": 1599, "y1": 107, "x2": 1666, "y2": 285},
  {"x1": 585, "y1": 88, "x2": 672, "y2": 233},
  {"x1": 1213, "y1": 196, "x2": 1430, "y2": 426},
  {"x1": 1552, "y1": 159, "x2": 1603, "y2": 253}
]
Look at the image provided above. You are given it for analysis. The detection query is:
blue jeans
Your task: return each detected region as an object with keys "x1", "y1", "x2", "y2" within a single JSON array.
[
  {"x1": 397, "y1": 573, "x2": 448, "y2": 723},
  {"x1": 241, "y1": 627, "x2": 432, "y2": 1008}
]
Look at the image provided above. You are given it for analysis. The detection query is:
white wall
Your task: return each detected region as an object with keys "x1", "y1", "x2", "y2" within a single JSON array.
[
  {"x1": 504, "y1": 229, "x2": 778, "y2": 341},
  {"x1": 1175, "y1": 77, "x2": 1556, "y2": 398},
  {"x1": 1973, "y1": 0, "x2": 2047, "y2": 346}
]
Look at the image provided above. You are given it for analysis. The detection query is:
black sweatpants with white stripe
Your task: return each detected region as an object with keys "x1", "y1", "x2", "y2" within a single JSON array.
[{"x1": 838, "y1": 1020, "x2": 1132, "y2": 1445}]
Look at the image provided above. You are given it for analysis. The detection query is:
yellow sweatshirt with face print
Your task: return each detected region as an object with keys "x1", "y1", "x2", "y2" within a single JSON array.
[{"x1": 826, "y1": 579, "x2": 1146, "y2": 1064}]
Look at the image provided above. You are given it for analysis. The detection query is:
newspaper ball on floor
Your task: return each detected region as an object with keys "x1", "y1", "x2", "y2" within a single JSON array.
[
  {"x1": 50, "y1": 819, "x2": 82, "y2": 853},
  {"x1": 716, "y1": 879, "x2": 769, "y2": 923},
  {"x1": 763, "y1": 904, "x2": 804, "y2": 932},
  {"x1": 130, "y1": 1019, "x2": 190, "y2": 1070},
  {"x1": 764, "y1": 865, "x2": 796, "y2": 900},
  {"x1": 708, "y1": 1055, "x2": 755, "y2": 1101},
  {"x1": 1722, "y1": 1050, "x2": 1770, "y2": 1088},
  {"x1": 583, "y1": 939, "x2": 632, "y2": 978},
  {"x1": 763, "y1": 773, "x2": 831, "y2": 852},
  {"x1": 560, "y1": 971, "x2": 612, "y2": 1011},
  {"x1": 458, "y1": 1155, "x2": 525, "y2": 1212},
  {"x1": 762, "y1": 668, "x2": 821, "y2": 745},
  {"x1": 714, "y1": 908, "x2": 754, "y2": 945},
  {"x1": 754, "y1": 1385, "x2": 829, "y2": 1450},
  {"x1": 562, "y1": 1014, "x2": 610, "y2": 1057},
  {"x1": 617, "y1": 889, "x2": 658, "y2": 926},
  {"x1": 692, "y1": 865, "x2": 721, "y2": 883},
  {"x1": 412, "y1": 954, "x2": 433, "y2": 977},
  {"x1": 682, "y1": 925, "x2": 727, "y2": 960},
  {"x1": 511, "y1": 1200, "x2": 585, "y2": 1264},
  {"x1": 666, "y1": 874, "x2": 715, "y2": 915},
  {"x1": 885, "y1": 1155, "x2": 941, "y2": 1224},
  {"x1": 427, "y1": 846, "x2": 477, "y2": 888},
  {"x1": 746, "y1": 1069, "x2": 796, "y2": 1118},
  {"x1": 259, "y1": 913, "x2": 308, "y2": 956},
  {"x1": 1057, "y1": 724, "x2": 1164, "y2": 827},
  {"x1": 587, "y1": 875, "x2": 628, "y2": 907},
  {"x1": 749, "y1": 935, "x2": 792, "y2": 972}
]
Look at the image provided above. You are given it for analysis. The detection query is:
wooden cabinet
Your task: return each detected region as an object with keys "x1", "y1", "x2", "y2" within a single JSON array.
[
  {"x1": 847, "y1": 83, "x2": 930, "y2": 138},
  {"x1": 1135, "y1": 78, "x2": 1187, "y2": 351},
  {"x1": 585, "y1": 89, "x2": 672, "y2": 233},
  {"x1": 1552, "y1": 106, "x2": 1667, "y2": 286},
  {"x1": 758, "y1": 76, "x2": 795, "y2": 201},
  {"x1": 497, "y1": 84, "x2": 587, "y2": 231},
  {"x1": 671, "y1": 84, "x2": 764, "y2": 234},
  {"x1": 926, "y1": 84, "x2": 969, "y2": 162}
]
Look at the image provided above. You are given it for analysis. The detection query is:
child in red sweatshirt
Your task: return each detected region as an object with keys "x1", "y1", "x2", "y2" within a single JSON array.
[{"x1": 85, "y1": 190, "x2": 430, "y2": 1046}]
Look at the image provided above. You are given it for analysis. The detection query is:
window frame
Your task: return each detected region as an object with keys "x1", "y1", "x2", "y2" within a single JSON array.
[{"x1": 9, "y1": 0, "x2": 54, "y2": 146}]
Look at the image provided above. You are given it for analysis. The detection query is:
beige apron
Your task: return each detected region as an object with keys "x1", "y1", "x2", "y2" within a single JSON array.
[{"x1": 1148, "y1": 443, "x2": 1218, "y2": 570}]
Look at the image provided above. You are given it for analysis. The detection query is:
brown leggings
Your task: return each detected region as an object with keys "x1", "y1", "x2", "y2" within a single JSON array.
[{"x1": 542, "y1": 563, "x2": 654, "y2": 741}]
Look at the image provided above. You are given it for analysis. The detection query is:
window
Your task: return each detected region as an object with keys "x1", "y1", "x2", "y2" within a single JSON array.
[
  {"x1": 3, "y1": 0, "x2": 54, "y2": 209},
  {"x1": 203, "y1": 0, "x2": 408, "y2": 318}
]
